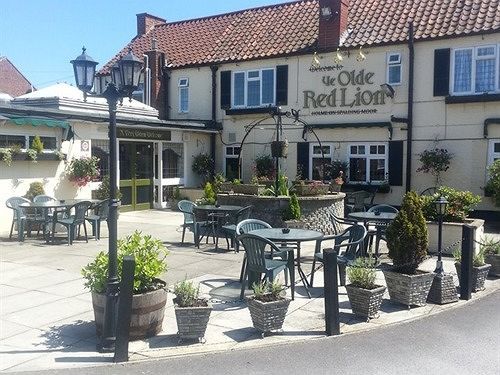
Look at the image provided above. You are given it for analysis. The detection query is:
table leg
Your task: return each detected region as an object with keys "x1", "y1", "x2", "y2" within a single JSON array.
[{"x1": 295, "y1": 242, "x2": 312, "y2": 298}]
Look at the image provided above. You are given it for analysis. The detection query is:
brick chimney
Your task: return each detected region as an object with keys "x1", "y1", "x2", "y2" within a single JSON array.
[
  {"x1": 137, "y1": 13, "x2": 166, "y2": 36},
  {"x1": 318, "y1": 0, "x2": 349, "y2": 50}
]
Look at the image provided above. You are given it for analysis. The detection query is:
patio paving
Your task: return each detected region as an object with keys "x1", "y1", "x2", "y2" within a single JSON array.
[{"x1": 0, "y1": 210, "x2": 499, "y2": 372}]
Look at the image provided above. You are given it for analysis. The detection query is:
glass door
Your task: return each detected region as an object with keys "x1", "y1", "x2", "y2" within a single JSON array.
[{"x1": 119, "y1": 142, "x2": 153, "y2": 211}]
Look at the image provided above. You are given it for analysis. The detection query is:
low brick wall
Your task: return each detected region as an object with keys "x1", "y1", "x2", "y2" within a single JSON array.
[{"x1": 217, "y1": 193, "x2": 345, "y2": 234}]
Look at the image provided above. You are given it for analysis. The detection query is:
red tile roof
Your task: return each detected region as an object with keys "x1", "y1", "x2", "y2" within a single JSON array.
[
  {"x1": 0, "y1": 57, "x2": 34, "y2": 97},
  {"x1": 103, "y1": 0, "x2": 500, "y2": 71}
]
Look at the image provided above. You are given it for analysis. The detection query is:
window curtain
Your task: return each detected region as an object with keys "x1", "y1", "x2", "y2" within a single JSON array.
[
  {"x1": 476, "y1": 58, "x2": 495, "y2": 93},
  {"x1": 454, "y1": 49, "x2": 472, "y2": 93}
]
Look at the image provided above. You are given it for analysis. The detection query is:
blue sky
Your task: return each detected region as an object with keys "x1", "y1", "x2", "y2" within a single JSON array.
[{"x1": 1, "y1": 0, "x2": 291, "y2": 89}]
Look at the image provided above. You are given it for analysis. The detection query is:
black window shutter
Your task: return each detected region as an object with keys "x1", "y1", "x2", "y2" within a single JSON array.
[
  {"x1": 276, "y1": 65, "x2": 288, "y2": 105},
  {"x1": 388, "y1": 141, "x2": 404, "y2": 186},
  {"x1": 433, "y1": 49, "x2": 450, "y2": 96},
  {"x1": 220, "y1": 70, "x2": 231, "y2": 109},
  {"x1": 297, "y1": 142, "x2": 309, "y2": 180}
]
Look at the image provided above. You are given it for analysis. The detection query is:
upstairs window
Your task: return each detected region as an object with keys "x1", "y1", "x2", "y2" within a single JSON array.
[
  {"x1": 452, "y1": 45, "x2": 499, "y2": 95},
  {"x1": 232, "y1": 69, "x2": 275, "y2": 108},
  {"x1": 348, "y1": 143, "x2": 388, "y2": 183},
  {"x1": 387, "y1": 53, "x2": 402, "y2": 85},
  {"x1": 178, "y1": 78, "x2": 189, "y2": 113}
]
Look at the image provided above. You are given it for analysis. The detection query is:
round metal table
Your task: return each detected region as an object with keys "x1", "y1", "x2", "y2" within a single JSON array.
[{"x1": 193, "y1": 205, "x2": 243, "y2": 250}]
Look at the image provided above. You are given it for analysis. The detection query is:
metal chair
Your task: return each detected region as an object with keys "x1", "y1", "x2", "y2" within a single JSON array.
[
  {"x1": 220, "y1": 205, "x2": 252, "y2": 251},
  {"x1": 344, "y1": 191, "x2": 373, "y2": 214},
  {"x1": 53, "y1": 201, "x2": 92, "y2": 245},
  {"x1": 32, "y1": 195, "x2": 56, "y2": 237},
  {"x1": 238, "y1": 233, "x2": 295, "y2": 300},
  {"x1": 6, "y1": 197, "x2": 31, "y2": 241},
  {"x1": 85, "y1": 199, "x2": 109, "y2": 240},
  {"x1": 366, "y1": 204, "x2": 399, "y2": 257},
  {"x1": 330, "y1": 212, "x2": 357, "y2": 235},
  {"x1": 178, "y1": 200, "x2": 213, "y2": 247},
  {"x1": 310, "y1": 224, "x2": 367, "y2": 287}
]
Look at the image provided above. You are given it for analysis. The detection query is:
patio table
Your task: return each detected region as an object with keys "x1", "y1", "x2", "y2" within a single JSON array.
[
  {"x1": 348, "y1": 211, "x2": 397, "y2": 255},
  {"x1": 249, "y1": 228, "x2": 323, "y2": 298}
]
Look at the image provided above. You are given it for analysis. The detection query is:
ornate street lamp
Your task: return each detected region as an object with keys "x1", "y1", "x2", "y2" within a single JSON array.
[
  {"x1": 71, "y1": 47, "x2": 142, "y2": 352},
  {"x1": 434, "y1": 196, "x2": 448, "y2": 276}
]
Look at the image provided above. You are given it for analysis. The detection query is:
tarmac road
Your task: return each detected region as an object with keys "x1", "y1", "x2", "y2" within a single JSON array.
[{"x1": 10, "y1": 290, "x2": 500, "y2": 375}]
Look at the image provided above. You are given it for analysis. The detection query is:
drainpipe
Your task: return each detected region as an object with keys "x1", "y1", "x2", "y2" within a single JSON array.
[
  {"x1": 405, "y1": 22, "x2": 414, "y2": 193},
  {"x1": 142, "y1": 54, "x2": 151, "y2": 106},
  {"x1": 162, "y1": 61, "x2": 170, "y2": 120},
  {"x1": 210, "y1": 65, "x2": 219, "y2": 179}
]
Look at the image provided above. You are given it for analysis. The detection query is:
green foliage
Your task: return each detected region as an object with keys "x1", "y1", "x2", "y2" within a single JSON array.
[
  {"x1": 417, "y1": 148, "x2": 453, "y2": 186},
  {"x1": 251, "y1": 280, "x2": 283, "y2": 301},
  {"x1": 94, "y1": 175, "x2": 122, "y2": 200},
  {"x1": 191, "y1": 153, "x2": 214, "y2": 183},
  {"x1": 485, "y1": 160, "x2": 500, "y2": 207},
  {"x1": 67, "y1": 156, "x2": 100, "y2": 187},
  {"x1": 31, "y1": 135, "x2": 44, "y2": 154},
  {"x1": 480, "y1": 236, "x2": 500, "y2": 256},
  {"x1": 212, "y1": 172, "x2": 226, "y2": 194},
  {"x1": 0, "y1": 148, "x2": 13, "y2": 166},
  {"x1": 453, "y1": 247, "x2": 486, "y2": 267},
  {"x1": 232, "y1": 178, "x2": 241, "y2": 185},
  {"x1": 420, "y1": 186, "x2": 481, "y2": 223},
  {"x1": 253, "y1": 154, "x2": 275, "y2": 179},
  {"x1": 173, "y1": 186, "x2": 181, "y2": 200},
  {"x1": 283, "y1": 193, "x2": 301, "y2": 220},
  {"x1": 26, "y1": 148, "x2": 38, "y2": 162},
  {"x1": 200, "y1": 182, "x2": 216, "y2": 205},
  {"x1": 264, "y1": 173, "x2": 289, "y2": 196},
  {"x1": 173, "y1": 279, "x2": 201, "y2": 307},
  {"x1": 81, "y1": 231, "x2": 168, "y2": 294},
  {"x1": 24, "y1": 181, "x2": 45, "y2": 200},
  {"x1": 347, "y1": 257, "x2": 377, "y2": 289},
  {"x1": 386, "y1": 191, "x2": 428, "y2": 274},
  {"x1": 10, "y1": 143, "x2": 22, "y2": 155}
]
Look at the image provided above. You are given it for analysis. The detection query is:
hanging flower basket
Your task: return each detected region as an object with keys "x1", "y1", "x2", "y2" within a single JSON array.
[
  {"x1": 271, "y1": 140, "x2": 288, "y2": 158},
  {"x1": 67, "y1": 156, "x2": 100, "y2": 187}
]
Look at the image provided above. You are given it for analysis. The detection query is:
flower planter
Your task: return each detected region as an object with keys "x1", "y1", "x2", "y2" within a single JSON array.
[
  {"x1": 382, "y1": 270, "x2": 435, "y2": 307},
  {"x1": 345, "y1": 284, "x2": 386, "y2": 320},
  {"x1": 293, "y1": 182, "x2": 330, "y2": 196},
  {"x1": 219, "y1": 182, "x2": 234, "y2": 193},
  {"x1": 247, "y1": 297, "x2": 290, "y2": 335},
  {"x1": 454, "y1": 262, "x2": 491, "y2": 292},
  {"x1": 485, "y1": 254, "x2": 500, "y2": 277},
  {"x1": 284, "y1": 219, "x2": 307, "y2": 229},
  {"x1": 427, "y1": 218, "x2": 484, "y2": 255},
  {"x1": 232, "y1": 184, "x2": 265, "y2": 195},
  {"x1": 174, "y1": 303, "x2": 212, "y2": 342},
  {"x1": 271, "y1": 141, "x2": 288, "y2": 158},
  {"x1": 91, "y1": 282, "x2": 168, "y2": 340}
]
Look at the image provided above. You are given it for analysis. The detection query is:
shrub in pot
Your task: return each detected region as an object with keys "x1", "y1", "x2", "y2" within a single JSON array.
[
  {"x1": 480, "y1": 236, "x2": 500, "y2": 277},
  {"x1": 346, "y1": 257, "x2": 386, "y2": 320},
  {"x1": 81, "y1": 231, "x2": 169, "y2": 340},
  {"x1": 485, "y1": 160, "x2": 500, "y2": 206},
  {"x1": 420, "y1": 186, "x2": 481, "y2": 223},
  {"x1": 384, "y1": 191, "x2": 435, "y2": 307},
  {"x1": 24, "y1": 181, "x2": 45, "y2": 201},
  {"x1": 173, "y1": 279, "x2": 212, "y2": 343},
  {"x1": 453, "y1": 247, "x2": 491, "y2": 291},
  {"x1": 247, "y1": 280, "x2": 290, "y2": 337}
]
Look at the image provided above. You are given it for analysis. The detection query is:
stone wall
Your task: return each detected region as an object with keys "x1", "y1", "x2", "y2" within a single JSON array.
[{"x1": 217, "y1": 193, "x2": 345, "y2": 234}]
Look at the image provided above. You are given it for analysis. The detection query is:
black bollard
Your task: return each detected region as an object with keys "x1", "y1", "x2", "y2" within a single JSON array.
[
  {"x1": 460, "y1": 225, "x2": 474, "y2": 300},
  {"x1": 114, "y1": 256, "x2": 135, "y2": 363},
  {"x1": 324, "y1": 248, "x2": 340, "y2": 336}
]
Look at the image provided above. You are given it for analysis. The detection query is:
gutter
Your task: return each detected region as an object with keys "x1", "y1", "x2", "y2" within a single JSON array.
[
  {"x1": 406, "y1": 22, "x2": 415, "y2": 193},
  {"x1": 210, "y1": 65, "x2": 219, "y2": 178}
]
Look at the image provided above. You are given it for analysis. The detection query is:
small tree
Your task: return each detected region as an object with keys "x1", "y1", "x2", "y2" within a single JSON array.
[
  {"x1": 24, "y1": 181, "x2": 45, "y2": 200},
  {"x1": 485, "y1": 160, "x2": 500, "y2": 207},
  {"x1": 283, "y1": 193, "x2": 301, "y2": 220},
  {"x1": 417, "y1": 148, "x2": 453, "y2": 186},
  {"x1": 200, "y1": 182, "x2": 216, "y2": 205},
  {"x1": 386, "y1": 191, "x2": 428, "y2": 274},
  {"x1": 31, "y1": 135, "x2": 44, "y2": 154},
  {"x1": 192, "y1": 153, "x2": 214, "y2": 185}
]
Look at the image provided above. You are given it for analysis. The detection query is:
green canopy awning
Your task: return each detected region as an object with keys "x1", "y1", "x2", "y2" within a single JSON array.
[{"x1": 7, "y1": 117, "x2": 70, "y2": 129}]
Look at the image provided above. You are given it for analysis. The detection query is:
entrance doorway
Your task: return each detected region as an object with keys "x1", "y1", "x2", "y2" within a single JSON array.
[{"x1": 119, "y1": 142, "x2": 153, "y2": 211}]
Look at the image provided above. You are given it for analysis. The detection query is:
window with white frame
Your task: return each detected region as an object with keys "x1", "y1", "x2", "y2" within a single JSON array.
[
  {"x1": 452, "y1": 45, "x2": 500, "y2": 95},
  {"x1": 232, "y1": 68, "x2": 275, "y2": 108},
  {"x1": 178, "y1": 78, "x2": 189, "y2": 113},
  {"x1": 310, "y1": 144, "x2": 332, "y2": 180},
  {"x1": 489, "y1": 139, "x2": 500, "y2": 165},
  {"x1": 387, "y1": 52, "x2": 402, "y2": 85},
  {"x1": 0, "y1": 134, "x2": 57, "y2": 151},
  {"x1": 91, "y1": 139, "x2": 110, "y2": 181},
  {"x1": 224, "y1": 146, "x2": 241, "y2": 181},
  {"x1": 348, "y1": 143, "x2": 388, "y2": 183},
  {"x1": 162, "y1": 143, "x2": 184, "y2": 178}
]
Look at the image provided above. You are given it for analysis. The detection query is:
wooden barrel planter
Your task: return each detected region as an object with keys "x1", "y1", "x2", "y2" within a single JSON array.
[{"x1": 92, "y1": 282, "x2": 168, "y2": 340}]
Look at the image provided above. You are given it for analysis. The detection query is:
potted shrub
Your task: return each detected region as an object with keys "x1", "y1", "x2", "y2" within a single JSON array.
[
  {"x1": 383, "y1": 191, "x2": 435, "y2": 307},
  {"x1": 67, "y1": 156, "x2": 100, "y2": 187},
  {"x1": 31, "y1": 135, "x2": 44, "y2": 154},
  {"x1": 485, "y1": 160, "x2": 500, "y2": 206},
  {"x1": 247, "y1": 280, "x2": 290, "y2": 337},
  {"x1": 346, "y1": 257, "x2": 386, "y2": 321},
  {"x1": 283, "y1": 193, "x2": 305, "y2": 229},
  {"x1": 192, "y1": 153, "x2": 214, "y2": 185},
  {"x1": 453, "y1": 247, "x2": 491, "y2": 291},
  {"x1": 198, "y1": 182, "x2": 216, "y2": 205},
  {"x1": 481, "y1": 236, "x2": 500, "y2": 277},
  {"x1": 81, "y1": 231, "x2": 169, "y2": 340},
  {"x1": 24, "y1": 181, "x2": 45, "y2": 201},
  {"x1": 173, "y1": 279, "x2": 212, "y2": 343}
]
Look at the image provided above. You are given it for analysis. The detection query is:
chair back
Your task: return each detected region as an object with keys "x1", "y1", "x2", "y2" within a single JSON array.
[
  {"x1": 239, "y1": 233, "x2": 283, "y2": 273},
  {"x1": 333, "y1": 224, "x2": 367, "y2": 260},
  {"x1": 71, "y1": 201, "x2": 93, "y2": 225},
  {"x1": 6, "y1": 197, "x2": 30, "y2": 219},
  {"x1": 236, "y1": 219, "x2": 272, "y2": 236},
  {"x1": 178, "y1": 200, "x2": 196, "y2": 224},
  {"x1": 96, "y1": 199, "x2": 110, "y2": 220},
  {"x1": 368, "y1": 204, "x2": 398, "y2": 214},
  {"x1": 330, "y1": 212, "x2": 356, "y2": 234},
  {"x1": 230, "y1": 205, "x2": 252, "y2": 225},
  {"x1": 345, "y1": 191, "x2": 371, "y2": 212},
  {"x1": 33, "y1": 195, "x2": 55, "y2": 203}
]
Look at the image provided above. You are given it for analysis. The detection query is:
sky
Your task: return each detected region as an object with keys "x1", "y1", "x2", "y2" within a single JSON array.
[{"x1": 1, "y1": 0, "x2": 292, "y2": 90}]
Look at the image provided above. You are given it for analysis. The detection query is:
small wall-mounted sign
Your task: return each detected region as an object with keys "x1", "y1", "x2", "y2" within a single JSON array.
[
  {"x1": 80, "y1": 140, "x2": 90, "y2": 152},
  {"x1": 117, "y1": 127, "x2": 171, "y2": 141}
]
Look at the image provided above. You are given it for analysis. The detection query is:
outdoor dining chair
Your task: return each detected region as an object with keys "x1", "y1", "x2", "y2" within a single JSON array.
[
  {"x1": 330, "y1": 212, "x2": 358, "y2": 234},
  {"x1": 344, "y1": 191, "x2": 375, "y2": 214},
  {"x1": 238, "y1": 233, "x2": 295, "y2": 300},
  {"x1": 6, "y1": 196, "x2": 31, "y2": 241},
  {"x1": 220, "y1": 205, "x2": 252, "y2": 251},
  {"x1": 85, "y1": 199, "x2": 109, "y2": 240},
  {"x1": 366, "y1": 204, "x2": 399, "y2": 257},
  {"x1": 52, "y1": 201, "x2": 92, "y2": 245},
  {"x1": 31, "y1": 195, "x2": 56, "y2": 237},
  {"x1": 310, "y1": 224, "x2": 367, "y2": 287},
  {"x1": 178, "y1": 200, "x2": 214, "y2": 247}
]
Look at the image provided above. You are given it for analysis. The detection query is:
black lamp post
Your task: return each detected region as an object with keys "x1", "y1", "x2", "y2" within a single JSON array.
[
  {"x1": 71, "y1": 47, "x2": 142, "y2": 352},
  {"x1": 434, "y1": 196, "x2": 448, "y2": 276}
]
